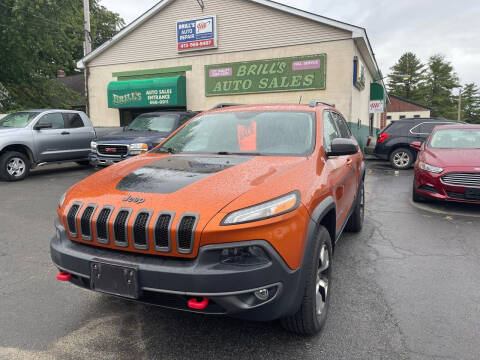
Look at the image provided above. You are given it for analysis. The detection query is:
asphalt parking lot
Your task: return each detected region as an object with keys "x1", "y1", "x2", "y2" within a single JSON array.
[{"x1": 1, "y1": 160, "x2": 479, "y2": 360}]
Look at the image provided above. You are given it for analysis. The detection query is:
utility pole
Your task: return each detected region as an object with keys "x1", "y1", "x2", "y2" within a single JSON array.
[
  {"x1": 458, "y1": 88, "x2": 462, "y2": 122},
  {"x1": 83, "y1": 0, "x2": 92, "y2": 55},
  {"x1": 83, "y1": 0, "x2": 91, "y2": 116}
]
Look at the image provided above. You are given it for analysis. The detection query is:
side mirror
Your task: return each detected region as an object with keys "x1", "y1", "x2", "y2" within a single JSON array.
[
  {"x1": 327, "y1": 138, "x2": 359, "y2": 156},
  {"x1": 34, "y1": 122, "x2": 52, "y2": 130},
  {"x1": 410, "y1": 141, "x2": 422, "y2": 151}
]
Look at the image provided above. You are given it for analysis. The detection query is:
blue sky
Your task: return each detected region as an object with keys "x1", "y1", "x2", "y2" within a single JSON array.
[{"x1": 101, "y1": 0, "x2": 480, "y2": 86}]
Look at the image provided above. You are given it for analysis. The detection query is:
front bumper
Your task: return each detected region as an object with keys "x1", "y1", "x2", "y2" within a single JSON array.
[
  {"x1": 50, "y1": 220, "x2": 303, "y2": 321},
  {"x1": 89, "y1": 153, "x2": 135, "y2": 166},
  {"x1": 414, "y1": 168, "x2": 480, "y2": 204}
]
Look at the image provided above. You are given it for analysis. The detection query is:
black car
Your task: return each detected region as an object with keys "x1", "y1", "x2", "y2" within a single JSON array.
[
  {"x1": 89, "y1": 111, "x2": 197, "y2": 166},
  {"x1": 374, "y1": 118, "x2": 459, "y2": 169}
]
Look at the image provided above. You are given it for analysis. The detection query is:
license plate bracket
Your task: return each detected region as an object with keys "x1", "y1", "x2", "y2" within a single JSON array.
[
  {"x1": 90, "y1": 260, "x2": 139, "y2": 299},
  {"x1": 465, "y1": 188, "x2": 480, "y2": 200}
]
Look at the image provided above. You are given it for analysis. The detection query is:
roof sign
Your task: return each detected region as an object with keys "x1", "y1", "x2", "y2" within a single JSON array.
[{"x1": 177, "y1": 16, "x2": 217, "y2": 52}]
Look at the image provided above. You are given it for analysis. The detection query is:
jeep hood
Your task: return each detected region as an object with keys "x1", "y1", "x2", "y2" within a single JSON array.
[{"x1": 67, "y1": 153, "x2": 307, "y2": 223}]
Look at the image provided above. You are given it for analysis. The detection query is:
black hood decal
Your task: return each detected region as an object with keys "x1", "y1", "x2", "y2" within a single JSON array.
[{"x1": 116, "y1": 155, "x2": 251, "y2": 194}]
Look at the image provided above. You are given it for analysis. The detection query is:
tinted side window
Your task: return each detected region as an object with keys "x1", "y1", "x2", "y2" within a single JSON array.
[
  {"x1": 38, "y1": 113, "x2": 64, "y2": 129},
  {"x1": 63, "y1": 113, "x2": 84, "y2": 128},
  {"x1": 323, "y1": 111, "x2": 341, "y2": 153},
  {"x1": 411, "y1": 122, "x2": 451, "y2": 135},
  {"x1": 332, "y1": 112, "x2": 351, "y2": 138}
]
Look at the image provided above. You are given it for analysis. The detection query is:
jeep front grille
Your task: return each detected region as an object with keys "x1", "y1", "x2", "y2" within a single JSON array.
[
  {"x1": 66, "y1": 206, "x2": 198, "y2": 256},
  {"x1": 80, "y1": 205, "x2": 96, "y2": 240},
  {"x1": 133, "y1": 211, "x2": 152, "y2": 249},
  {"x1": 67, "y1": 203, "x2": 81, "y2": 236},
  {"x1": 154, "y1": 213, "x2": 173, "y2": 251},
  {"x1": 96, "y1": 207, "x2": 112, "y2": 243},
  {"x1": 114, "y1": 209, "x2": 131, "y2": 246},
  {"x1": 177, "y1": 215, "x2": 198, "y2": 254}
]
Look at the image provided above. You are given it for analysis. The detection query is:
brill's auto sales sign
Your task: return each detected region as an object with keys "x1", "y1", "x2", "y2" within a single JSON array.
[
  {"x1": 205, "y1": 54, "x2": 327, "y2": 96},
  {"x1": 177, "y1": 16, "x2": 217, "y2": 52}
]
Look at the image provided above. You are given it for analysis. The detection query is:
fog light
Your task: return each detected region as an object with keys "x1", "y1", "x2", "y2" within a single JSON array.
[{"x1": 254, "y1": 288, "x2": 269, "y2": 301}]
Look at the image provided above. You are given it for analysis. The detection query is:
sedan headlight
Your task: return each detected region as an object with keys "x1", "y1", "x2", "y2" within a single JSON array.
[
  {"x1": 129, "y1": 143, "x2": 149, "y2": 155},
  {"x1": 58, "y1": 191, "x2": 67, "y2": 208},
  {"x1": 418, "y1": 161, "x2": 443, "y2": 174},
  {"x1": 222, "y1": 191, "x2": 300, "y2": 225},
  {"x1": 90, "y1": 141, "x2": 97, "y2": 152}
]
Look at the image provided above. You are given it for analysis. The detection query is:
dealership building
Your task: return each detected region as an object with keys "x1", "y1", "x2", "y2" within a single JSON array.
[{"x1": 78, "y1": 0, "x2": 387, "y2": 149}]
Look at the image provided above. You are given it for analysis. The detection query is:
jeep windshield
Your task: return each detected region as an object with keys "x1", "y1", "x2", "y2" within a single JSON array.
[
  {"x1": 0, "y1": 112, "x2": 40, "y2": 128},
  {"x1": 156, "y1": 111, "x2": 315, "y2": 156},
  {"x1": 126, "y1": 114, "x2": 176, "y2": 132}
]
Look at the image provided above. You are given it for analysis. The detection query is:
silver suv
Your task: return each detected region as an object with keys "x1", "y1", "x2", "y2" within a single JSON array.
[{"x1": 0, "y1": 110, "x2": 95, "y2": 181}]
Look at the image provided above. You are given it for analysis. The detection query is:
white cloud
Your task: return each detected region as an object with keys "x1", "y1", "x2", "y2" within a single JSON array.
[{"x1": 101, "y1": 0, "x2": 480, "y2": 85}]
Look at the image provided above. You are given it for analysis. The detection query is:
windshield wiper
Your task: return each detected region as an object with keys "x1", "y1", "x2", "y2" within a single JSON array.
[
  {"x1": 216, "y1": 151, "x2": 262, "y2": 156},
  {"x1": 157, "y1": 147, "x2": 177, "y2": 154}
]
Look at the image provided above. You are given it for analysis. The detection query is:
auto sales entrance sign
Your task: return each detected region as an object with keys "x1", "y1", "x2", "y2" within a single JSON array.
[{"x1": 177, "y1": 16, "x2": 217, "y2": 52}]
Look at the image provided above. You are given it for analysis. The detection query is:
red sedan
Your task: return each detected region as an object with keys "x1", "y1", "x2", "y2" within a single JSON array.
[{"x1": 411, "y1": 124, "x2": 480, "y2": 204}]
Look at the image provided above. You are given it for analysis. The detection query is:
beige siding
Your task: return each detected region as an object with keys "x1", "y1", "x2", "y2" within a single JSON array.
[
  {"x1": 89, "y1": 0, "x2": 351, "y2": 67},
  {"x1": 88, "y1": 40, "x2": 354, "y2": 126},
  {"x1": 387, "y1": 110, "x2": 431, "y2": 123}
]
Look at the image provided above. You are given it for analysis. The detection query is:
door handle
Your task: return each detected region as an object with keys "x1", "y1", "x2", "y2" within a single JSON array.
[
  {"x1": 346, "y1": 158, "x2": 353, "y2": 166},
  {"x1": 61, "y1": 131, "x2": 70, "y2": 135}
]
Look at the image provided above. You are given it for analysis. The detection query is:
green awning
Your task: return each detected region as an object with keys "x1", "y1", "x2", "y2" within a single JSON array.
[
  {"x1": 107, "y1": 76, "x2": 186, "y2": 108},
  {"x1": 370, "y1": 82, "x2": 385, "y2": 101}
]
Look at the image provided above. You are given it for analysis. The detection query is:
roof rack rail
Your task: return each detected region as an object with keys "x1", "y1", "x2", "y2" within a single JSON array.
[
  {"x1": 309, "y1": 99, "x2": 335, "y2": 108},
  {"x1": 210, "y1": 103, "x2": 243, "y2": 110}
]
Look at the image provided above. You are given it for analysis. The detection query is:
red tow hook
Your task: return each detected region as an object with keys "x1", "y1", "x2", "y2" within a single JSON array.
[
  {"x1": 188, "y1": 297, "x2": 209, "y2": 310},
  {"x1": 56, "y1": 271, "x2": 72, "y2": 281}
]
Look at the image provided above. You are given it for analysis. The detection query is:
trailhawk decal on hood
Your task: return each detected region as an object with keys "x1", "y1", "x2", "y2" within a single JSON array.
[{"x1": 116, "y1": 155, "x2": 251, "y2": 194}]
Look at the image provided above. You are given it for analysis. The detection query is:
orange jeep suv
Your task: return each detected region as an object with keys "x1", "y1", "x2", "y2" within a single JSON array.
[{"x1": 51, "y1": 101, "x2": 365, "y2": 335}]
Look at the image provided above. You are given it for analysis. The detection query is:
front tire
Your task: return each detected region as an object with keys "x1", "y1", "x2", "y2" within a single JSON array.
[
  {"x1": 0, "y1": 151, "x2": 31, "y2": 181},
  {"x1": 281, "y1": 226, "x2": 332, "y2": 335},
  {"x1": 345, "y1": 181, "x2": 365, "y2": 232},
  {"x1": 390, "y1": 148, "x2": 414, "y2": 170}
]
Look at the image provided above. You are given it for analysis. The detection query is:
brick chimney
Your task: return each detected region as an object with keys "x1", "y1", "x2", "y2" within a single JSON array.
[{"x1": 57, "y1": 69, "x2": 65, "y2": 78}]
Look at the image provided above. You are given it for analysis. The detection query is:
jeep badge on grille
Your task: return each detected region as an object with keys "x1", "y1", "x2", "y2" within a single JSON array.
[{"x1": 122, "y1": 195, "x2": 145, "y2": 204}]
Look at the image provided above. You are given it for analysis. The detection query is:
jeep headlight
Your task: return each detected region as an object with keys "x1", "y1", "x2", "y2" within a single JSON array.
[
  {"x1": 418, "y1": 161, "x2": 443, "y2": 174},
  {"x1": 90, "y1": 141, "x2": 97, "y2": 152},
  {"x1": 221, "y1": 192, "x2": 299, "y2": 225},
  {"x1": 58, "y1": 191, "x2": 67, "y2": 208},
  {"x1": 129, "y1": 143, "x2": 149, "y2": 155}
]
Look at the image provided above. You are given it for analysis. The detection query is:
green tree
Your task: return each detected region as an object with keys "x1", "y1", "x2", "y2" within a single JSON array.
[
  {"x1": 0, "y1": 0, "x2": 124, "y2": 111},
  {"x1": 460, "y1": 83, "x2": 480, "y2": 124},
  {"x1": 387, "y1": 52, "x2": 425, "y2": 101},
  {"x1": 420, "y1": 55, "x2": 459, "y2": 119}
]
